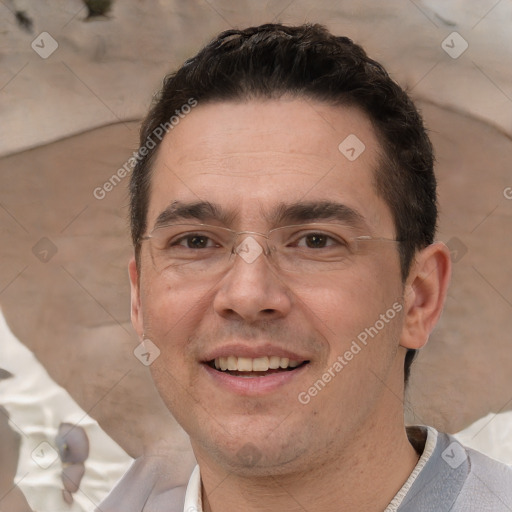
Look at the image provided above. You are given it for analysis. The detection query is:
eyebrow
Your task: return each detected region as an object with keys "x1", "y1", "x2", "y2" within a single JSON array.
[
  {"x1": 273, "y1": 201, "x2": 367, "y2": 228},
  {"x1": 151, "y1": 200, "x2": 368, "y2": 231},
  {"x1": 152, "y1": 200, "x2": 237, "y2": 230}
]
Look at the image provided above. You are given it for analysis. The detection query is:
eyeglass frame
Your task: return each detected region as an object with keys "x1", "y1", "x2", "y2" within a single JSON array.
[{"x1": 138, "y1": 222, "x2": 402, "y2": 275}]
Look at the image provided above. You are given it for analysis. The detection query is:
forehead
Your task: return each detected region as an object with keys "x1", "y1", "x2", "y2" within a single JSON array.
[{"x1": 148, "y1": 98, "x2": 394, "y2": 235}]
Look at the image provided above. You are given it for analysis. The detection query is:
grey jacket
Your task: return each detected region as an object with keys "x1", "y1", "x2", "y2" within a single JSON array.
[{"x1": 398, "y1": 427, "x2": 512, "y2": 511}]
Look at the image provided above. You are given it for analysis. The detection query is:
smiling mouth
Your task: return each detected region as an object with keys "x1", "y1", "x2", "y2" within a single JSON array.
[{"x1": 207, "y1": 356, "x2": 309, "y2": 377}]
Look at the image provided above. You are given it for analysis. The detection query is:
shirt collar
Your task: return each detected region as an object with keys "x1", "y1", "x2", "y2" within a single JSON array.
[
  {"x1": 385, "y1": 426, "x2": 438, "y2": 511},
  {"x1": 183, "y1": 465, "x2": 202, "y2": 512}
]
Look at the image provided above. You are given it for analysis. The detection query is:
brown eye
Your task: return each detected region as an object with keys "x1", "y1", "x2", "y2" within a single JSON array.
[
  {"x1": 185, "y1": 235, "x2": 210, "y2": 248},
  {"x1": 295, "y1": 232, "x2": 341, "y2": 249},
  {"x1": 304, "y1": 233, "x2": 329, "y2": 248},
  {"x1": 173, "y1": 234, "x2": 217, "y2": 249}
]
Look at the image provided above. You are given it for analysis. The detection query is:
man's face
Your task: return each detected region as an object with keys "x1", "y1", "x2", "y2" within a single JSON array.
[{"x1": 130, "y1": 98, "x2": 408, "y2": 474}]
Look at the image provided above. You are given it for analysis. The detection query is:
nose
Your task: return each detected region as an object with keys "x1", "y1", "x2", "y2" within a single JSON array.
[{"x1": 212, "y1": 235, "x2": 293, "y2": 323}]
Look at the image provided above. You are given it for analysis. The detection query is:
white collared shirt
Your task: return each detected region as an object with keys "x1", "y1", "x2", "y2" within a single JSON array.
[{"x1": 183, "y1": 465, "x2": 203, "y2": 512}]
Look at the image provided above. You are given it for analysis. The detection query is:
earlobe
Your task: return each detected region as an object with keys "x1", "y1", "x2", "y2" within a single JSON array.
[
  {"x1": 400, "y1": 242, "x2": 452, "y2": 350},
  {"x1": 128, "y1": 257, "x2": 144, "y2": 339}
]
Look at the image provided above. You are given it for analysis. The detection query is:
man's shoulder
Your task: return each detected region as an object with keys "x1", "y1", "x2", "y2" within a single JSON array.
[
  {"x1": 464, "y1": 438, "x2": 512, "y2": 477},
  {"x1": 455, "y1": 438, "x2": 512, "y2": 510},
  {"x1": 399, "y1": 427, "x2": 512, "y2": 512}
]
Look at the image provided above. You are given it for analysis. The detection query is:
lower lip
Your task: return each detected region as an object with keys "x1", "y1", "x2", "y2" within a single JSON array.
[{"x1": 202, "y1": 363, "x2": 309, "y2": 395}]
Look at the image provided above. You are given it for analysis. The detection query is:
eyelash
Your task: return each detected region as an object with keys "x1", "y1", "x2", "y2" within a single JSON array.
[{"x1": 170, "y1": 231, "x2": 345, "y2": 249}]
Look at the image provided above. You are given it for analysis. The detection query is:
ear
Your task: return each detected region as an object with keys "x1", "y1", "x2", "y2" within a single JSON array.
[
  {"x1": 400, "y1": 242, "x2": 451, "y2": 350},
  {"x1": 128, "y1": 257, "x2": 144, "y2": 340}
]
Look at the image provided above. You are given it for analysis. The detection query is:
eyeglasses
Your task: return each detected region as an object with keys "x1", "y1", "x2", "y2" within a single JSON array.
[{"x1": 139, "y1": 223, "x2": 400, "y2": 277}]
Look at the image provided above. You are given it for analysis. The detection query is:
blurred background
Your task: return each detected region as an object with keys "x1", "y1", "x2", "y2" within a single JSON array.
[{"x1": 1, "y1": 1, "x2": 511, "y2": 510}]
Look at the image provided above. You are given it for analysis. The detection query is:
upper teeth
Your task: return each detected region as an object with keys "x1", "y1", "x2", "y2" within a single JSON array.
[{"x1": 214, "y1": 356, "x2": 302, "y2": 372}]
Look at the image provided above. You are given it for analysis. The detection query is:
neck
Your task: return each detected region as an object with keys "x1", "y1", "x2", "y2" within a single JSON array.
[{"x1": 197, "y1": 416, "x2": 420, "y2": 512}]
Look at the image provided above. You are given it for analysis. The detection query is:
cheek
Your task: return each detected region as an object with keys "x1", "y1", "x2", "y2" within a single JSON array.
[
  {"x1": 293, "y1": 267, "x2": 388, "y2": 326},
  {"x1": 139, "y1": 268, "x2": 212, "y2": 352},
  {"x1": 140, "y1": 274, "x2": 211, "y2": 406},
  {"x1": 292, "y1": 260, "x2": 402, "y2": 354}
]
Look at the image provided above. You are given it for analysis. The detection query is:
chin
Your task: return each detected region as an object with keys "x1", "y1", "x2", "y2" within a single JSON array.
[{"x1": 194, "y1": 433, "x2": 311, "y2": 478}]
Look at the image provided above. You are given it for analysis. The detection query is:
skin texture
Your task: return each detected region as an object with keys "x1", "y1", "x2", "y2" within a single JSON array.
[{"x1": 129, "y1": 98, "x2": 451, "y2": 511}]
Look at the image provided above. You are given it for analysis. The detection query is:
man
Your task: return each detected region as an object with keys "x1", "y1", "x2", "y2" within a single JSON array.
[{"x1": 117, "y1": 23, "x2": 512, "y2": 511}]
